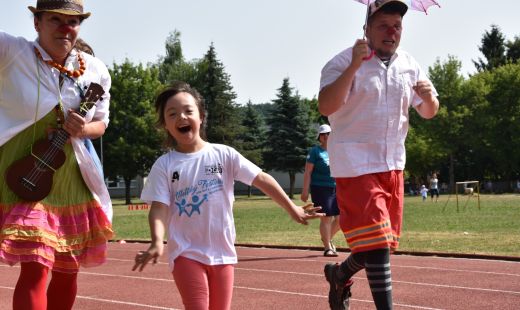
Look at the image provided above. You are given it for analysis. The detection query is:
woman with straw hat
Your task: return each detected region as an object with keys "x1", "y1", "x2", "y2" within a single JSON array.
[{"x1": 0, "y1": 1, "x2": 113, "y2": 309}]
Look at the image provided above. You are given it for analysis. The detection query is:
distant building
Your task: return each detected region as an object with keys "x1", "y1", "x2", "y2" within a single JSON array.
[{"x1": 106, "y1": 176, "x2": 144, "y2": 198}]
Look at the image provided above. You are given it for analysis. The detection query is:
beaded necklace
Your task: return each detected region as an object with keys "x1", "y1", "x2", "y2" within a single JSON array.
[{"x1": 34, "y1": 47, "x2": 86, "y2": 78}]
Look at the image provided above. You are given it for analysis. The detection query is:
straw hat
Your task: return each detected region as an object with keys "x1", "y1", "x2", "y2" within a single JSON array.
[{"x1": 28, "y1": 0, "x2": 91, "y2": 18}]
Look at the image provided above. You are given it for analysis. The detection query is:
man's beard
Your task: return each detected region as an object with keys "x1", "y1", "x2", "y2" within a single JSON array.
[{"x1": 374, "y1": 48, "x2": 395, "y2": 59}]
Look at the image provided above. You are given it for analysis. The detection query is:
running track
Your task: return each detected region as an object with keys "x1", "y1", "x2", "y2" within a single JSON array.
[{"x1": 1, "y1": 242, "x2": 520, "y2": 309}]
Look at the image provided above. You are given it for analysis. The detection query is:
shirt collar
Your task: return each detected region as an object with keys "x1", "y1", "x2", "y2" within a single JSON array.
[{"x1": 376, "y1": 49, "x2": 401, "y2": 67}]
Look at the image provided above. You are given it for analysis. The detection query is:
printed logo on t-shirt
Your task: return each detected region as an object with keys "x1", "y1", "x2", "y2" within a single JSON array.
[
  {"x1": 175, "y1": 194, "x2": 208, "y2": 217},
  {"x1": 172, "y1": 171, "x2": 180, "y2": 183},
  {"x1": 205, "y1": 163, "x2": 223, "y2": 175},
  {"x1": 174, "y1": 178, "x2": 224, "y2": 217}
]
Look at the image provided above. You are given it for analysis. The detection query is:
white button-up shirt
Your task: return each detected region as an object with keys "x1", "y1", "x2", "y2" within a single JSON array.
[
  {"x1": 0, "y1": 31, "x2": 113, "y2": 220},
  {"x1": 0, "y1": 31, "x2": 111, "y2": 146},
  {"x1": 320, "y1": 47, "x2": 437, "y2": 178}
]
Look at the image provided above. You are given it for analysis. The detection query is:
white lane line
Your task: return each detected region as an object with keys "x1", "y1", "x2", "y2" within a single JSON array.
[
  {"x1": 236, "y1": 247, "x2": 520, "y2": 264},
  {"x1": 76, "y1": 296, "x2": 179, "y2": 310},
  {"x1": 394, "y1": 280, "x2": 520, "y2": 295},
  {"x1": 235, "y1": 267, "x2": 520, "y2": 295},
  {"x1": 78, "y1": 269, "x2": 446, "y2": 309},
  {"x1": 111, "y1": 255, "x2": 520, "y2": 278},
  {"x1": 236, "y1": 254, "x2": 520, "y2": 277},
  {"x1": 3, "y1": 261, "x2": 519, "y2": 296},
  {"x1": 0, "y1": 286, "x2": 178, "y2": 309},
  {"x1": 0, "y1": 284, "x2": 442, "y2": 310},
  {"x1": 103, "y1": 258, "x2": 520, "y2": 295},
  {"x1": 393, "y1": 264, "x2": 520, "y2": 277},
  {"x1": 81, "y1": 271, "x2": 173, "y2": 282},
  {"x1": 10, "y1": 256, "x2": 518, "y2": 279},
  {"x1": 108, "y1": 258, "x2": 168, "y2": 265},
  {"x1": 233, "y1": 286, "x2": 445, "y2": 310}
]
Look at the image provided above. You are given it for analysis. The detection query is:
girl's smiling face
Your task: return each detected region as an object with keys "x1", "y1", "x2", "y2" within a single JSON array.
[{"x1": 164, "y1": 92, "x2": 205, "y2": 153}]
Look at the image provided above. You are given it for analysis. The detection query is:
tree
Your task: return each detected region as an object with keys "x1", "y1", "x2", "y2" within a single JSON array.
[
  {"x1": 157, "y1": 30, "x2": 198, "y2": 86},
  {"x1": 238, "y1": 100, "x2": 267, "y2": 196},
  {"x1": 473, "y1": 25, "x2": 507, "y2": 72},
  {"x1": 304, "y1": 96, "x2": 328, "y2": 124},
  {"x1": 478, "y1": 63, "x2": 520, "y2": 181},
  {"x1": 457, "y1": 70, "x2": 493, "y2": 181},
  {"x1": 506, "y1": 36, "x2": 520, "y2": 64},
  {"x1": 104, "y1": 60, "x2": 163, "y2": 204},
  {"x1": 409, "y1": 56, "x2": 467, "y2": 191},
  {"x1": 195, "y1": 44, "x2": 241, "y2": 147},
  {"x1": 263, "y1": 78, "x2": 314, "y2": 198}
]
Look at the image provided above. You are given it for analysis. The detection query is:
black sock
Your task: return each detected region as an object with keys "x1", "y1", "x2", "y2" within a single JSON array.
[
  {"x1": 365, "y1": 248, "x2": 393, "y2": 310},
  {"x1": 337, "y1": 251, "x2": 366, "y2": 283}
]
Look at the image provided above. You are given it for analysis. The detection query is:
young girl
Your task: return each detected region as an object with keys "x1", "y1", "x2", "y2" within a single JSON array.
[{"x1": 132, "y1": 82, "x2": 323, "y2": 309}]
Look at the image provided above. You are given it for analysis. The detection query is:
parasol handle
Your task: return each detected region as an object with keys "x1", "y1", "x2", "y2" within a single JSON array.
[{"x1": 362, "y1": 3, "x2": 374, "y2": 61}]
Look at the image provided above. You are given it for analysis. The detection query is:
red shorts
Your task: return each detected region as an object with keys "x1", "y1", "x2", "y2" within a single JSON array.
[{"x1": 335, "y1": 170, "x2": 404, "y2": 253}]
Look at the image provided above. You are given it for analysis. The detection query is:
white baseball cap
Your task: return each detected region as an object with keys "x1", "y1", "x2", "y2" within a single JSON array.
[{"x1": 317, "y1": 124, "x2": 331, "y2": 139}]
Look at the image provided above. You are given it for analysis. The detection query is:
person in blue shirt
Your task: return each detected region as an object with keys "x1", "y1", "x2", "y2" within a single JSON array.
[{"x1": 301, "y1": 124, "x2": 341, "y2": 256}]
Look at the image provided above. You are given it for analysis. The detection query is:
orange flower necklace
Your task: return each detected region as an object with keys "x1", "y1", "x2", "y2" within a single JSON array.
[{"x1": 34, "y1": 47, "x2": 86, "y2": 78}]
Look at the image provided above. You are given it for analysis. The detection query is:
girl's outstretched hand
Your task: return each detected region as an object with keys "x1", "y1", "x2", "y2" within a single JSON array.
[
  {"x1": 291, "y1": 203, "x2": 325, "y2": 225},
  {"x1": 132, "y1": 242, "x2": 164, "y2": 272}
]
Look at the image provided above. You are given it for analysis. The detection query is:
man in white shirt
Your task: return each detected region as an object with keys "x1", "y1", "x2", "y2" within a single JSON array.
[{"x1": 318, "y1": 1, "x2": 439, "y2": 309}]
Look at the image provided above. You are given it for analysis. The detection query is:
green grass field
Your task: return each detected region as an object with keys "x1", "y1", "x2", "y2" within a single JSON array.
[{"x1": 111, "y1": 194, "x2": 520, "y2": 257}]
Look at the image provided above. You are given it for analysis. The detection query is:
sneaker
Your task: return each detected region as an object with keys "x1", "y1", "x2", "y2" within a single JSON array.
[
  {"x1": 324, "y1": 249, "x2": 339, "y2": 257},
  {"x1": 330, "y1": 241, "x2": 337, "y2": 253},
  {"x1": 324, "y1": 263, "x2": 353, "y2": 310}
]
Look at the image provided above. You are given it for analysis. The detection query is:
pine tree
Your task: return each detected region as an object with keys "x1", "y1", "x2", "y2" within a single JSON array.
[
  {"x1": 157, "y1": 30, "x2": 198, "y2": 86},
  {"x1": 240, "y1": 100, "x2": 266, "y2": 165},
  {"x1": 195, "y1": 43, "x2": 241, "y2": 146},
  {"x1": 473, "y1": 25, "x2": 507, "y2": 72},
  {"x1": 239, "y1": 100, "x2": 267, "y2": 196},
  {"x1": 506, "y1": 36, "x2": 520, "y2": 64},
  {"x1": 263, "y1": 78, "x2": 314, "y2": 198}
]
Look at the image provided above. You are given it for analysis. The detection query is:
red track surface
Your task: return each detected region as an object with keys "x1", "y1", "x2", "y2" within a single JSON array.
[{"x1": 1, "y1": 242, "x2": 520, "y2": 309}]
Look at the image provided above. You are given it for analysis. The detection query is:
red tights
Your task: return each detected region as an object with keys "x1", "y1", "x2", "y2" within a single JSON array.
[{"x1": 13, "y1": 262, "x2": 78, "y2": 310}]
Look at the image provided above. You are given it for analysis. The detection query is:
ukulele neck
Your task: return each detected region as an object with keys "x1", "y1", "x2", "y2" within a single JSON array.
[
  {"x1": 51, "y1": 129, "x2": 70, "y2": 149},
  {"x1": 52, "y1": 100, "x2": 92, "y2": 148}
]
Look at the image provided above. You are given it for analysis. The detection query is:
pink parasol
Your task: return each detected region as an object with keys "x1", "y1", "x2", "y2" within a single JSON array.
[{"x1": 354, "y1": 0, "x2": 440, "y2": 15}]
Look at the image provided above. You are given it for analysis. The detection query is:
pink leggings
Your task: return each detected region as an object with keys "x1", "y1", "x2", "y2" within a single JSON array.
[{"x1": 172, "y1": 256, "x2": 234, "y2": 310}]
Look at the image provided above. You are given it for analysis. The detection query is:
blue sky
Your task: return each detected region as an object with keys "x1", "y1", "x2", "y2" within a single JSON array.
[{"x1": 2, "y1": 0, "x2": 520, "y2": 104}]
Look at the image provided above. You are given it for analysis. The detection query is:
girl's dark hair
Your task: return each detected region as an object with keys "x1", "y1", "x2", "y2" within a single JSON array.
[{"x1": 155, "y1": 81, "x2": 207, "y2": 148}]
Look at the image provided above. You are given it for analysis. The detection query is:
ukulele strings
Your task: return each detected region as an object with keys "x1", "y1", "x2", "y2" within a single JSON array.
[{"x1": 24, "y1": 90, "x2": 97, "y2": 186}]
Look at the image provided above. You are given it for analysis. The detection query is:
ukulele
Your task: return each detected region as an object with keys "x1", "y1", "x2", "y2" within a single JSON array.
[{"x1": 5, "y1": 82, "x2": 105, "y2": 202}]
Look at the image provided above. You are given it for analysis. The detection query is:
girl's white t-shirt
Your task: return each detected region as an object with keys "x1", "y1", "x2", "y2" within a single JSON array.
[{"x1": 141, "y1": 143, "x2": 262, "y2": 271}]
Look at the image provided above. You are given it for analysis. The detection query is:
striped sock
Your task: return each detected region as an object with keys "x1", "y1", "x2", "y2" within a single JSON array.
[
  {"x1": 337, "y1": 251, "x2": 366, "y2": 283},
  {"x1": 365, "y1": 248, "x2": 393, "y2": 310}
]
